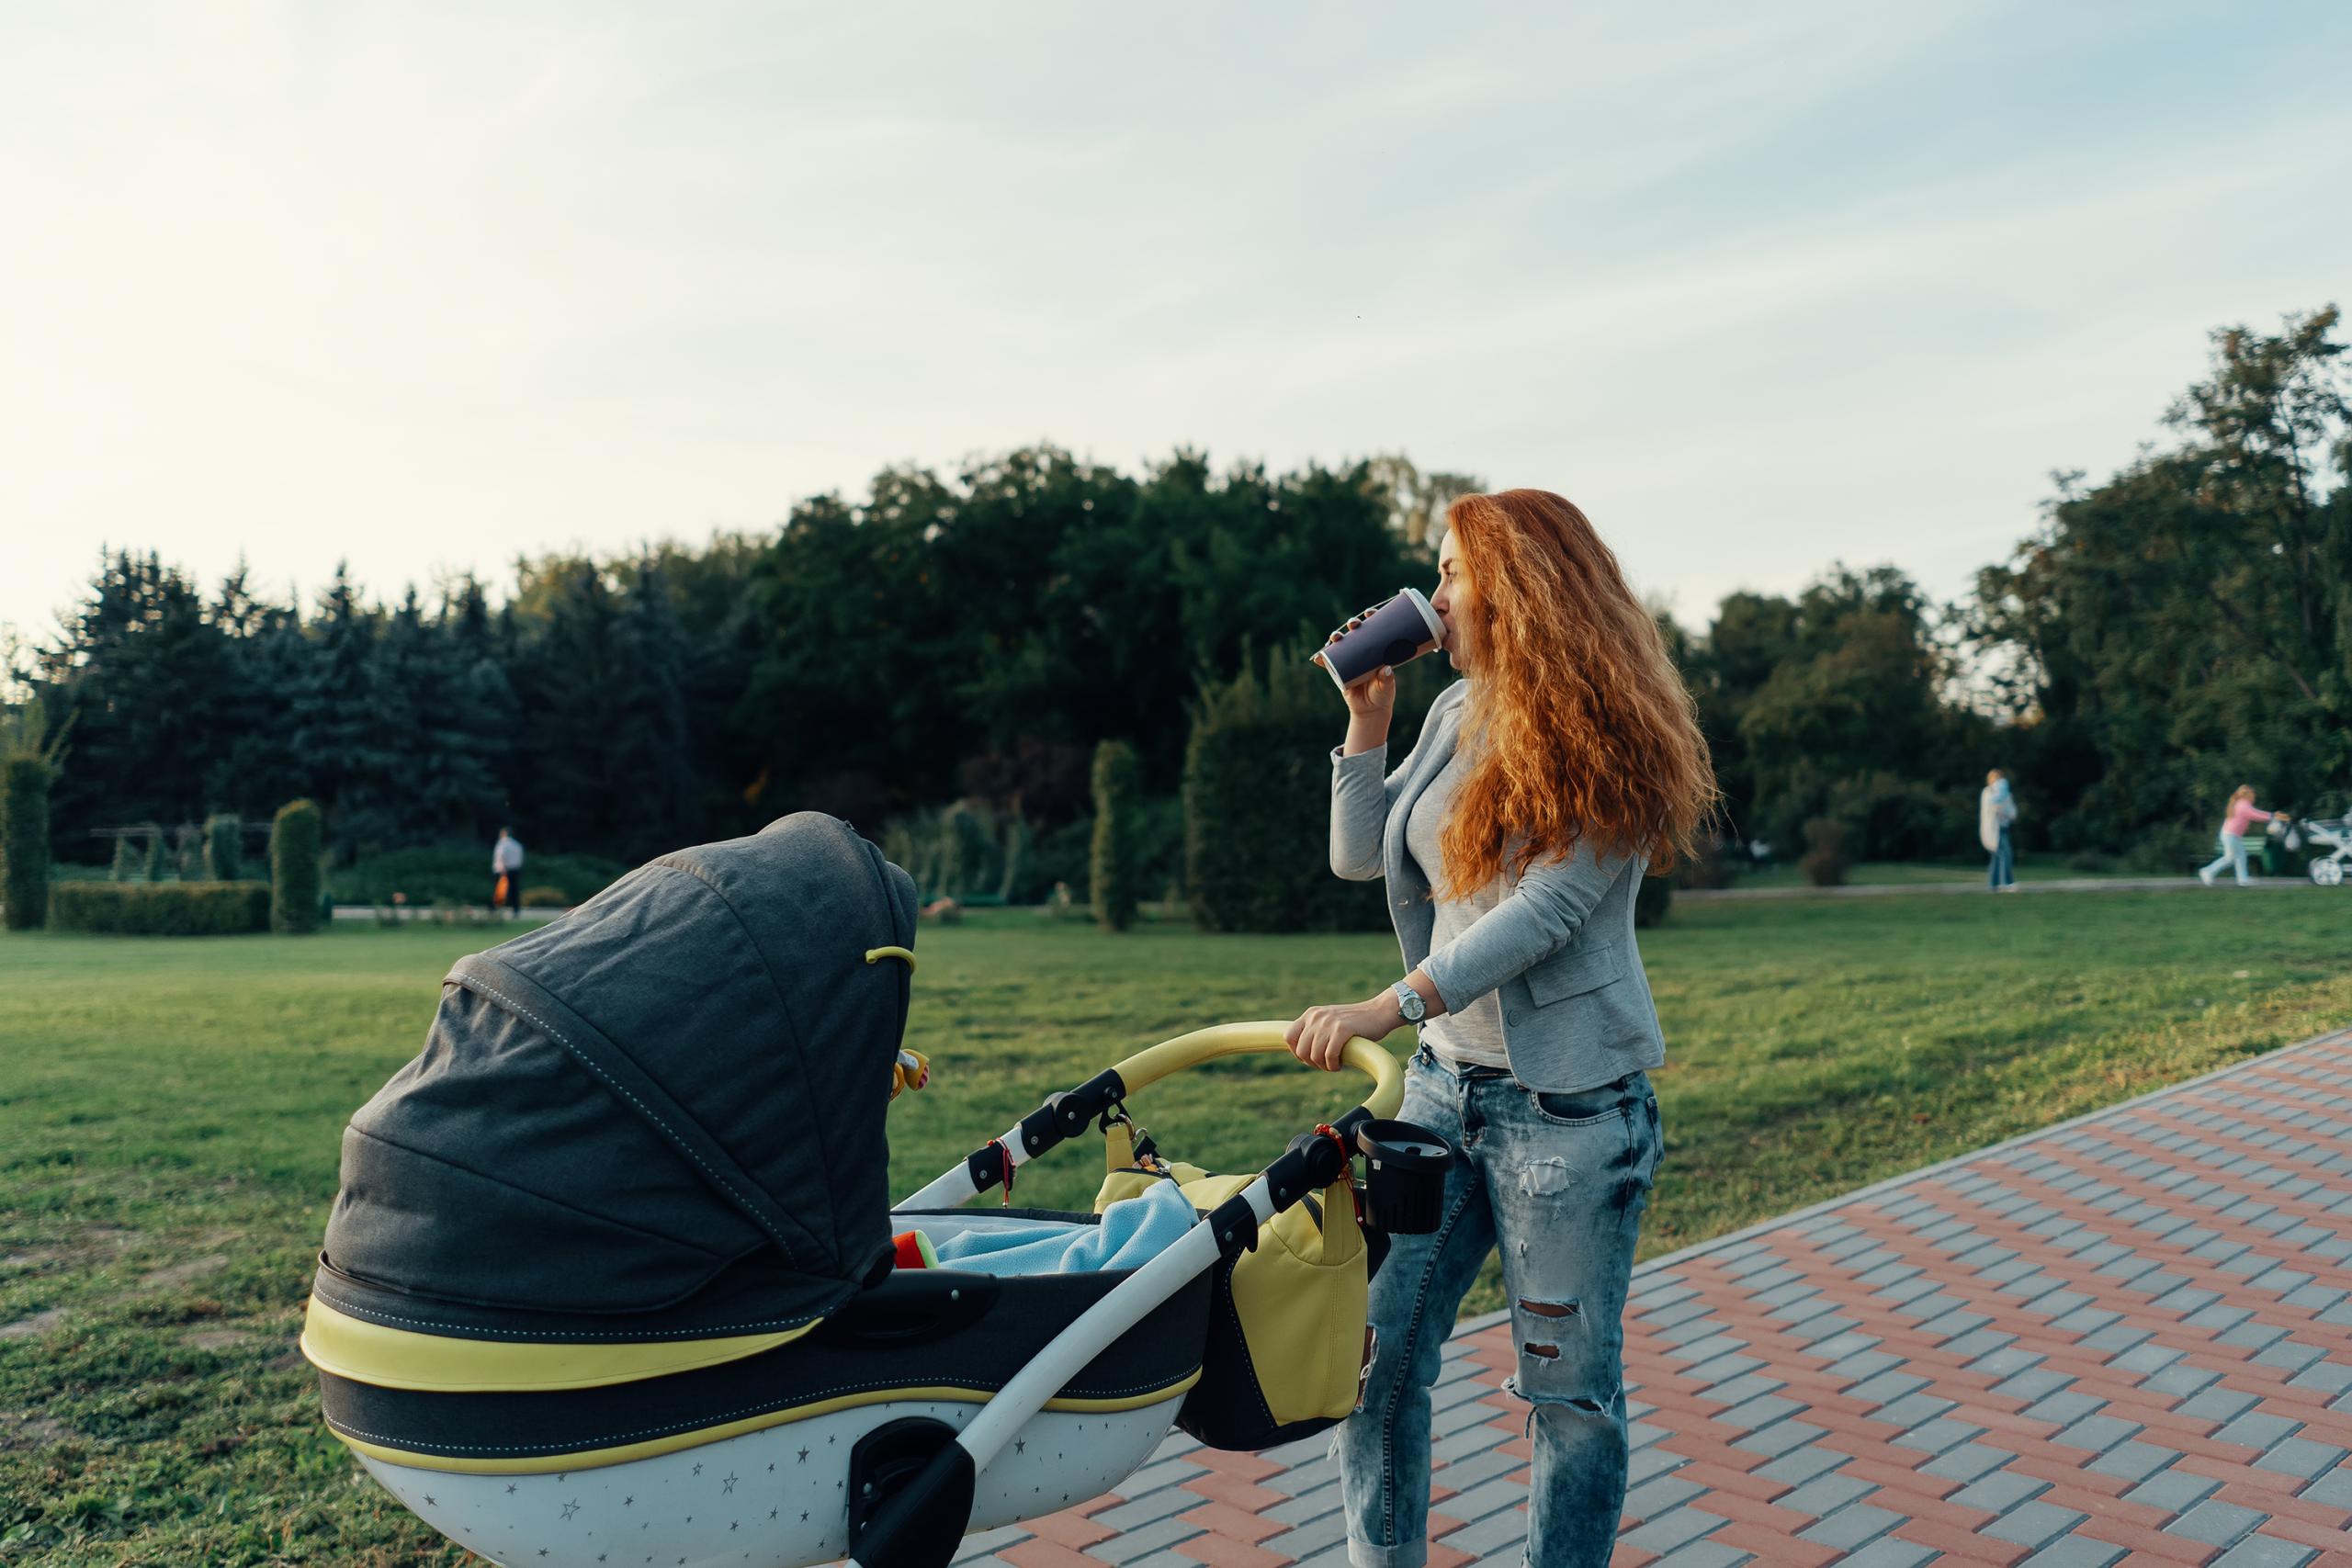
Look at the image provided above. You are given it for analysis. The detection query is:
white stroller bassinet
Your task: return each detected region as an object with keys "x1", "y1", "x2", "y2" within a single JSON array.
[{"x1": 303, "y1": 816, "x2": 1438, "y2": 1568}]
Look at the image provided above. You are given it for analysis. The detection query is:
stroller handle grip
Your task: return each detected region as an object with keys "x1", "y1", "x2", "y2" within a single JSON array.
[{"x1": 1110, "y1": 1021, "x2": 1406, "y2": 1122}]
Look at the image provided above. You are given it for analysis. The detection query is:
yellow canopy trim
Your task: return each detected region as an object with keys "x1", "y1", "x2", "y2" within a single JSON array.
[{"x1": 300, "y1": 1293, "x2": 819, "y2": 1393}]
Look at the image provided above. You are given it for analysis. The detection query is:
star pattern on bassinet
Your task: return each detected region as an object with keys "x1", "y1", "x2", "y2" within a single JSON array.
[{"x1": 378, "y1": 1395, "x2": 1159, "y2": 1567}]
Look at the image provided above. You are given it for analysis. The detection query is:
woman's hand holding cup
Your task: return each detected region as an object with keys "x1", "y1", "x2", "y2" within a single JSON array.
[{"x1": 1316, "y1": 615, "x2": 1398, "y2": 723}]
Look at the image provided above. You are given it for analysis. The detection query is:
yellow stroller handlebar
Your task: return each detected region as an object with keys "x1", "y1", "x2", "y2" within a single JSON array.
[
  {"x1": 1108, "y1": 1021, "x2": 1405, "y2": 1122},
  {"x1": 893, "y1": 1021, "x2": 1408, "y2": 1213}
]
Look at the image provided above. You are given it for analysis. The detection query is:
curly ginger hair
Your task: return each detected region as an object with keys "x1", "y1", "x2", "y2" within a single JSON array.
[{"x1": 1435, "y1": 489, "x2": 1716, "y2": 900}]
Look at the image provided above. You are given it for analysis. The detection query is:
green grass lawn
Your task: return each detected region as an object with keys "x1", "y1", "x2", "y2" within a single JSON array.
[{"x1": 5, "y1": 892, "x2": 2349, "y2": 1563}]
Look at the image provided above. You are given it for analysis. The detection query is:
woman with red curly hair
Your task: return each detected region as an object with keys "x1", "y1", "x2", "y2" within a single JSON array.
[{"x1": 1290, "y1": 490, "x2": 1715, "y2": 1567}]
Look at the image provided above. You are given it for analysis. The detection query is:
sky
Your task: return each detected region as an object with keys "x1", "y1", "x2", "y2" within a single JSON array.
[{"x1": 4, "y1": 0, "x2": 2348, "y2": 647}]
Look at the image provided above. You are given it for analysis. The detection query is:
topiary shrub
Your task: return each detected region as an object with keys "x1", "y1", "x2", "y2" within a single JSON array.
[
  {"x1": 2, "y1": 756, "x2": 54, "y2": 931},
  {"x1": 203, "y1": 815, "x2": 242, "y2": 881},
  {"x1": 997, "y1": 817, "x2": 1033, "y2": 905},
  {"x1": 1634, "y1": 872, "x2": 1674, "y2": 928},
  {"x1": 110, "y1": 834, "x2": 141, "y2": 882},
  {"x1": 173, "y1": 821, "x2": 203, "y2": 881},
  {"x1": 1800, "y1": 817, "x2": 1849, "y2": 887},
  {"x1": 50, "y1": 881, "x2": 271, "y2": 935},
  {"x1": 271, "y1": 799, "x2": 325, "y2": 933},
  {"x1": 142, "y1": 823, "x2": 167, "y2": 883},
  {"x1": 1091, "y1": 740, "x2": 1141, "y2": 932}
]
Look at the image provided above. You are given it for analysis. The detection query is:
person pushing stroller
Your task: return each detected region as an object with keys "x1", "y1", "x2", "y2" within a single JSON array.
[{"x1": 2200, "y1": 785, "x2": 2278, "y2": 886}]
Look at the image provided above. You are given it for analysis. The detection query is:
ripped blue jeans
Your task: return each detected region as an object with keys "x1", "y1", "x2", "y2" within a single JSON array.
[{"x1": 1336, "y1": 1045, "x2": 1660, "y2": 1568}]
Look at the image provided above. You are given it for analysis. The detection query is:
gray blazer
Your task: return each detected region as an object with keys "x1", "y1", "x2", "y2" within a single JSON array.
[{"x1": 1329, "y1": 679, "x2": 1666, "y2": 1093}]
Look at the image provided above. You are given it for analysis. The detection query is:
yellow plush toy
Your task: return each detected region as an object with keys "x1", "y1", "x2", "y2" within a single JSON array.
[{"x1": 890, "y1": 1048, "x2": 931, "y2": 1100}]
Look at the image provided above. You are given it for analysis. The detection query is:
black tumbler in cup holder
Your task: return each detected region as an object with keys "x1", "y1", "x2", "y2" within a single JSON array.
[{"x1": 1354, "y1": 1119, "x2": 1456, "y2": 1234}]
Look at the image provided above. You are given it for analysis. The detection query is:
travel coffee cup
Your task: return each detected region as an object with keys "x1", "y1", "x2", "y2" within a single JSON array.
[{"x1": 1313, "y1": 588, "x2": 1443, "y2": 690}]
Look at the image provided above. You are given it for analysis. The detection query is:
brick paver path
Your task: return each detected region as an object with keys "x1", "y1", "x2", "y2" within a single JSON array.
[{"x1": 955, "y1": 1027, "x2": 2352, "y2": 1567}]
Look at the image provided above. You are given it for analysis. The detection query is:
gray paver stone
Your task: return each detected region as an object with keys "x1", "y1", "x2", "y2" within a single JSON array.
[
  {"x1": 2021, "y1": 1389, "x2": 2107, "y2": 1427},
  {"x1": 2253, "y1": 1435, "x2": 2346, "y2": 1481},
  {"x1": 1833, "y1": 1537, "x2": 1937, "y2": 1568},
  {"x1": 1734, "y1": 1417, "x2": 1824, "y2": 1460},
  {"x1": 1629, "y1": 1442, "x2": 1690, "y2": 1485},
  {"x1": 2209, "y1": 1535, "x2": 2318, "y2": 1568},
  {"x1": 1754, "y1": 1445, "x2": 1847, "y2": 1487},
  {"x1": 2144, "y1": 1360, "x2": 2224, "y2": 1399},
  {"x1": 1919, "y1": 1438, "x2": 2014, "y2": 1481},
  {"x1": 1985, "y1": 1499, "x2": 2089, "y2": 1550},
  {"x1": 1716, "y1": 1393, "x2": 1804, "y2": 1433},
  {"x1": 2301, "y1": 1461, "x2": 2352, "y2": 1506},
  {"x1": 1440, "y1": 1475, "x2": 1532, "y2": 1526},
  {"x1": 1620, "y1": 1506, "x2": 1724, "y2": 1555},
  {"x1": 1652, "y1": 1541, "x2": 1750, "y2": 1568},
  {"x1": 1261, "y1": 1483, "x2": 1341, "y2": 1529},
  {"x1": 1431, "y1": 1447, "x2": 1526, "y2": 1494},
  {"x1": 1798, "y1": 1500, "x2": 1906, "y2": 1550},
  {"x1": 2123, "y1": 1464, "x2": 2222, "y2": 1515},
  {"x1": 2168, "y1": 1497, "x2": 2267, "y2": 1549},
  {"x1": 2018, "y1": 1533, "x2": 2128, "y2": 1567},
  {"x1": 1873, "y1": 1392, "x2": 1960, "y2": 1431},
  {"x1": 1443, "y1": 1506, "x2": 1531, "y2": 1561},
  {"x1": 1623, "y1": 1473, "x2": 1707, "y2": 1523},
  {"x1": 2053, "y1": 1413, "x2": 2143, "y2": 1456},
  {"x1": 1776, "y1": 1469, "x2": 1873, "y2": 1518},
  {"x1": 2212, "y1": 1411, "x2": 2302, "y2": 1451},
  {"x1": 1261, "y1": 1511, "x2": 1350, "y2": 1562},
  {"x1": 2086, "y1": 1440, "x2": 2176, "y2": 1484},
  {"x1": 1871, "y1": 1419, "x2": 1984, "y2": 1457},
  {"x1": 1952, "y1": 1467, "x2": 2052, "y2": 1514}
]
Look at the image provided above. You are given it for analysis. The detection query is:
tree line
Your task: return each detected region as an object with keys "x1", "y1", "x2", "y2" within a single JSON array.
[{"x1": 8, "y1": 309, "x2": 2346, "y2": 885}]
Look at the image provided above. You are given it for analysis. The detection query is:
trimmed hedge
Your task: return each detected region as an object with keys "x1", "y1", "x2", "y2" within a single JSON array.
[
  {"x1": 328, "y1": 845, "x2": 628, "y2": 908},
  {"x1": 3, "y1": 756, "x2": 54, "y2": 931},
  {"x1": 1091, "y1": 739, "x2": 1140, "y2": 932},
  {"x1": 271, "y1": 799, "x2": 324, "y2": 933},
  {"x1": 1184, "y1": 647, "x2": 1447, "y2": 933},
  {"x1": 51, "y1": 880, "x2": 271, "y2": 935}
]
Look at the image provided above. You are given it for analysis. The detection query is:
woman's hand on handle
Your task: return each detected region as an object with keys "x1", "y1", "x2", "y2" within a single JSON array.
[{"x1": 1285, "y1": 998, "x2": 1398, "y2": 1071}]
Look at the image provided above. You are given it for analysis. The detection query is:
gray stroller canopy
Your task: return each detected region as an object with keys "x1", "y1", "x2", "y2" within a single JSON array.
[{"x1": 321, "y1": 814, "x2": 920, "y2": 1337}]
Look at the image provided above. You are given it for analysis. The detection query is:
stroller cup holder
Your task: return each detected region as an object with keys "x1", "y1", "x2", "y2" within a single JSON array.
[{"x1": 1354, "y1": 1119, "x2": 1456, "y2": 1234}]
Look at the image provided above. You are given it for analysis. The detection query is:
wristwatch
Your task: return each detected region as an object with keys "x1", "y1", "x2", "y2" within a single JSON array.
[{"x1": 1391, "y1": 980, "x2": 1427, "y2": 1024}]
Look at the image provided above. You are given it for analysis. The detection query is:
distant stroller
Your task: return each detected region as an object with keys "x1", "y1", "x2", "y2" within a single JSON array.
[{"x1": 2299, "y1": 816, "x2": 2352, "y2": 886}]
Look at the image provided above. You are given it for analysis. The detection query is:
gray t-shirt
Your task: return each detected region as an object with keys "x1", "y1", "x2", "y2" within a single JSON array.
[{"x1": 1404, "y1": 749, "x2": 1510, "y2": 1069}]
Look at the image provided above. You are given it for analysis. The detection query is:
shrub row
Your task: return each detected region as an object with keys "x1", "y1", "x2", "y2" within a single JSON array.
[
  {"x1": 51, "y1": 881, "x2": 272, "y2": 935},
  {"x1": 3, "y1": 756, "x2": 52, "y2": 931}
]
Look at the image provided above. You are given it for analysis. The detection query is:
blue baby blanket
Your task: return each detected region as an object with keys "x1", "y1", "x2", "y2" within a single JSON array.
[{"x1": 929, "y1": 1179, "x2": 1196, "y2": 1276}]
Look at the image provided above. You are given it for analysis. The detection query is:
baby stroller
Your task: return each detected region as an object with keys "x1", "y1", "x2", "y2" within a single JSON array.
[
  {"x1": 301, "y1": 815, "x2": 1453, "y2": 1568},
  {"x1": 2300, "y1": 816, "x2": 2352, "y2": 886}
]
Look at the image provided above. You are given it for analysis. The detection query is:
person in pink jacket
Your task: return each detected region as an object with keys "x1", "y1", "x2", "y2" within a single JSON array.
[{"x1": 2199, "y1": 785, "x2": 2275, "y2": 886}]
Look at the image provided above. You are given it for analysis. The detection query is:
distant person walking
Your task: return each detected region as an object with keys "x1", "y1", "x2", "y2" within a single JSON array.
[
  {"x1": 492, "y1": 827, "x2": 525, "y2": 917},
  {"x1": 1980, "y1": 770, "x2": 2018, "y2": 889},
  {"x1": 2199, "y1": 786, "x2": 2274, "y2": 886}
]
